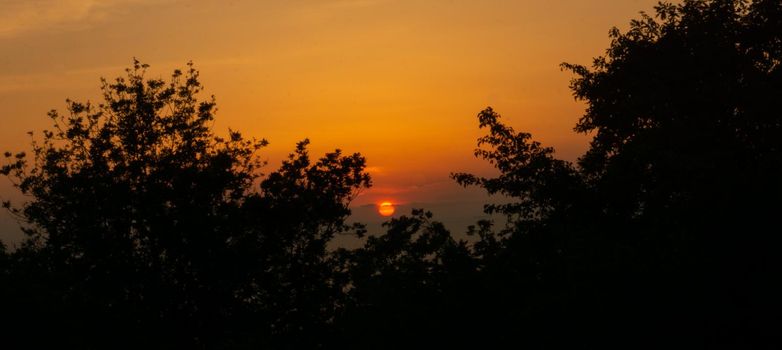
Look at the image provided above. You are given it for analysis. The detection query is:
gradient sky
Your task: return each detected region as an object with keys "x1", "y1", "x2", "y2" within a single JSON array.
[{"x1": 0, "y1": 0, "x2": 667, "y2": 243}]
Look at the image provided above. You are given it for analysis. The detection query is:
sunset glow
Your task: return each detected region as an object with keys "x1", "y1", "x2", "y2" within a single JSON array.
[
  {"x1": 0, "y1": 0, "x2": 669, "y2": 243},
  {"x1": 378, "y1": 201, "x2": 395, "y2": 217}
]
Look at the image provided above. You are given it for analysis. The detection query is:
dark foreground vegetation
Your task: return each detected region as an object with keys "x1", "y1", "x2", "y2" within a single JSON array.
[{"x1": 1, "y1": 1, "x2": 781, "y2": 348}]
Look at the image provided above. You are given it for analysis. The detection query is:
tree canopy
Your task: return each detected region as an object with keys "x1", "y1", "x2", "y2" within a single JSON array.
[
  {"x1": 451, "y1": 0, "x2": 782, "y2": 346},
  {"x1": 1, "y1": 60, "x2": 371, "y2": 348}
]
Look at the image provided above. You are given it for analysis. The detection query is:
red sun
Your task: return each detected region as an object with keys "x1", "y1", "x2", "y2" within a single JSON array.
[{"x1": 378, "y1": 201, "x2": 395, "y2": 217}]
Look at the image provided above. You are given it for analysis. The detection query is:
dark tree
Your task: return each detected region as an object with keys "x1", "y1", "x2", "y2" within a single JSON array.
[
  {"x1": 561, "y1": 3, "x2": 782, "y2": 345},
  {"x1": 453, "y1": 0, "x2": 782, "y2": 347},
  {"x1": 2, "y1": 0, "x2": 780, "y2": 348},
  {"x1": 334, "y1": 209, "x2": 476, "y2": 349},
  {"x1": 237, "y1": 139, "x2": 371, "y2": 348},
  {"x1": 0, "y1": 60, "x2": 370, "y2": 348}
]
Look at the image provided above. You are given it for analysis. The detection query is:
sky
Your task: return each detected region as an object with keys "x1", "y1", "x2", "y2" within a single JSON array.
[{"x1": 0, "y1": 0, "x2": 666, "y2": 244}]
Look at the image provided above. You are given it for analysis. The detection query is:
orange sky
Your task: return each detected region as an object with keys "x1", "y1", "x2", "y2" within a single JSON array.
[{"x1": 0, "y1": 0, "x2": 668, "y2": 242}]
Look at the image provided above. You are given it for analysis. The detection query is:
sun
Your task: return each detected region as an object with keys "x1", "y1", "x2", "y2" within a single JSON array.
[{"x1": 378, "y1": 201, "x2": 395, "y2": 217}]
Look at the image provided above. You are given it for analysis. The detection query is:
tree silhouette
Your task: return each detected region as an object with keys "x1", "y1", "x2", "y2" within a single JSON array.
[
  {"x1": 1, "y1": 0, "x2": 780, "y2": 347},
  {"x1": 452, "y1": 0, "x2": 782, "y2": 346},
  {"x1": 1, "y1": 60, "x2": 370, "y2": 348},
  {"x1": 562, "y1": 2, "x2": 782, "y2": 345},
  {"x1": 333, "y1": 209, "x2": 477, "y2": 349}
]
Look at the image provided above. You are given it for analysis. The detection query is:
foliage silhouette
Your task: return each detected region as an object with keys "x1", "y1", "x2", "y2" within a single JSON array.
[
  {"x1": 1, "y1": 0, "x2": 780, "y2": 348},
  {"x1": 450, "y1": 0, "x2": 782, "y2": 346},
  {"x1": 1, "y1": 60, "x2": 370, "y2": 348},
  {"x1": 333, "y1": 209, "x2": 477, "y2": 348}
]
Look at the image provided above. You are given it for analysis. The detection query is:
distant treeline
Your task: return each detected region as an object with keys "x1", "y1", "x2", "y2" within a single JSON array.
[{"x1": 1, "y1": 1, "x2": 781, "y2": 348}]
